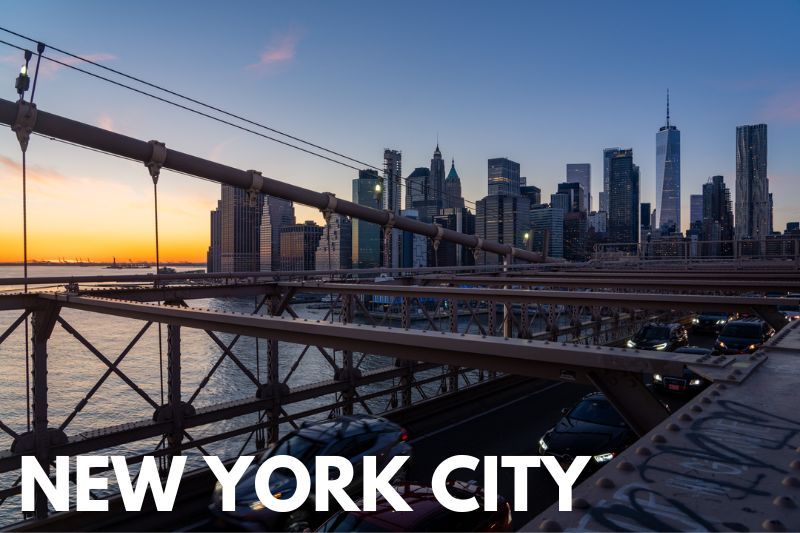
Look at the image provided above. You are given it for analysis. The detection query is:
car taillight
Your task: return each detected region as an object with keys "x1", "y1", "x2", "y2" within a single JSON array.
[{"x1": 400, "y1": 429, "x2": 408, "y2": 441}]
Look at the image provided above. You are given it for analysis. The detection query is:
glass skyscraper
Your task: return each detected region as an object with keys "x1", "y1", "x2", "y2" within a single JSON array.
[
  {"x1": 259, "y1": 195, "x2": 295, "y2": 271},
  {"x1": 566, "y1": 163, "x2": 591, "y2": 213},
  {"x1": 656, "y1": 93, "x2": 681, "y2": 233},
  {"x1": 735, "y1": 124, "x2": 769, "y2": 240},
  {"x1": 607, "y1": 149, "x2": 640, "y2": 249},
  {"x1": 352, "y1": 169, "x2": 383, "y2": 268},
  {"x1": 488, "y1": 158, "x2": 521, "y2": 196}
]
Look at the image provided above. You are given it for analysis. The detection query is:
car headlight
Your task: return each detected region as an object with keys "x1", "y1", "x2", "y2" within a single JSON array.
[
  {"x1": 654, "y1": 342, "x2": 668, "y2": 350},
  {"x1": 653, "y1": 373, "x2": 663, "y2": 383},
  {"x1": 717, "y1": 340, "x2": 726, "y2": 348},
  {"x1": 538, "y1": 436, "x2": 548, "y2": 451},
  {"x1": 716, "y1": 319, "x2": 726, "y2": 325},
  {"x1": 692, "y1": 318, "x2": 699, "y2": 324},
  {"x1": 250, "y1": 500, "x2": 266, "y2": 511},
  {"x1": 593, "y1": 452, "x2": 614, "y2": 463},
  {"x1": 689, "y1": 379, "x2": 703, "y2": 386},
  {"x1": 747, "y1": 344, "x2": 758, "y2": 351},
  {"x1": 626, "y1": 339, "x2": 636, "y2": 348}
]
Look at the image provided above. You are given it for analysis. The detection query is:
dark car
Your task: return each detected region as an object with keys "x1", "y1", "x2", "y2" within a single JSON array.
[
  {"x1": 652, "y1": 347, "x2": 711, "y2": 393},
  {"x1": 691, "y1": 311, "x2": 737, "y2": 333},
  {"x1": 317, "y1": 481, "x2": 512, "y2": 532},
  {"x1": 209, "y1": 415, "x2": 412, "y2": 531},
  {"x1": 627, "y1": 322, "x2": 688, "y2": 352},
  {"x1": 538, "y1": 392, "x2": 636, "y2": 475},
  {"x1": 714, "y1": 318, "x2": 774, "y2": 354}
]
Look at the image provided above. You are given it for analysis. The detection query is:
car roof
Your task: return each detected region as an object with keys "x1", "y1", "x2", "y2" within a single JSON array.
[
  {"x1": 296, "y1": 415, "x2": 395, "y2": 442},
  {"x1": 725, "y1": 317, "x2": 765, "y2": 326},
  {"x1": 674, "y1": 346, "x2": 712, "y2": 354}
]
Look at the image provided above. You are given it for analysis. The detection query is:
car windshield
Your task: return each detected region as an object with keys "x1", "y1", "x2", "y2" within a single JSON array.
[
  {"x1": 778, "y1": 305, "x2": 800, "y2": 312},
  {"x1": 268, "y1": 435, "x2": 323, "y2": 466},
  {"x1": 319, "y1": 512, "x2": 390, "y2": 532},
  {"x1": 636, "y1": 326, "x2": 670, "y2": 340},
  {"x1": 720, "y1": 324, "x2": 761, "y2": 339},
  {"x1": 568, "y1": 398, "x2": 627, "y2": 427}
]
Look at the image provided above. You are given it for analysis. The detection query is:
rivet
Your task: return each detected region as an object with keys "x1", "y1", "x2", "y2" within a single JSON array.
[
  {"x1": 782, "y1": 476, "x2": 800, "y2": 488},
  {"x1": 733, "y1": 368, "x2": 742, "y2": 375},
  {"x1": 702, "y1": 397, "x2": 712, "y2": 404},
  {"x1": 796, "y1": 447, "x2": 800, "y2": 453},
  {"x1": 791, "y1": 460, "x2": 800, "y2": 471},
  {"x1": 617, "y1": 461, "x2": 635, "y2": 471},
  {"x1": 538, "y1": 520, "x2": 562, "y2": 532},
  {"x1": 572, "y1": 497, "x2": 590, "y2": 509},
  {"x1": 666, "y1": 423, "x2": 680, "y2": 432},
  {"x1": 711, "y1": 390, "x2": 720, "y2": 397},
  {"x1": 727, "y1": 373, "x2": 737, "y2": 380},
  {"x1": 651, "y1": 434, "x2": 666, "y2": 443},
  {"x1": 596, "y1": 477, "x2": 615, "y2": 489},
  {"x1": 636, "y1": 446, "x2": 652, "y2": 456},
  {"x1": 774, "y1": 496, "x2": 796, "y2": 509},
  {"x1": 762, "y1": 519, "x2": 787, "y2": 532},
  {"x1": 691, "y1": 405, "x2": 703, "y2": 413},
  {"x1": 718, "y1": 384, "x2": 727, "y2": 390},
  {"x1": 679, "y1": 413, "x2": 692, "y2": 422}
]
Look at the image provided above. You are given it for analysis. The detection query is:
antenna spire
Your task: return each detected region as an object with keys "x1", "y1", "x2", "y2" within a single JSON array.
[{"x1": 666, "y1": 89, "x2": 670, "y2": 128}]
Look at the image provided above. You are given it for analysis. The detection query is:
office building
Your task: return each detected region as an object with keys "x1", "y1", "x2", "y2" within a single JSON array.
[
  {"x1": 520, "y1": 185, "x2": 541, "y2": 205},
  {"x1": 702, "y1": 175, "x2": 734, "y2": 256},
  {"x1": 400, "y1": 209, "x2": 428, "y2": 268},
  {"x1": 433, "y1": 207, "x2": 475, "y2": 266},
  {"x1": 206, "y1": 201, "x2": 222, "y2": 273},
  {"x1": 405, "y1": 167, "x2": 437, "y2": 223},
  {"x1": 556, "y1": 182, "x2": 587, "y2": 261},
  {"x1": 566, "y1": 163, "x2": 591, "y2": 212},
  {"x1": 220, "y1": 185, "x2": 263, "y2": 272},
  {"x1": 352, "y1": 169, "x2": 383, "y2": 268},
  {"x1": 690, "y1": 194, "x2": 703, "y2": 229},
  {"x1": 475, "y1": 194, "x2": 530, "y2": 264},
  {"x1": 735, "y1": 124, "x2": 769, "y2": 240},
  {"x1": 601, "y1": 147, "x2": 621, "y2": 212},
  {"x1": 431, "y1": 144, "x2": 446, "y2": 212},
  {"x1": 443, "y1": 159, "x2": 465, "y2": 210},
  {"x1": 530, "y1": 205, "x2": 564, "y2": 259},
  {"x1": 259, "y1": 195, "x2": 295, "y2": 271},
  {"x1": 315, "y1": 213, "x2": 352, "y2": 271},
  {"x1": 488, "y1": 157, "x2": 521, "y2": 196},
  {"x1": 383, "y1": 149, "x2": 402, "y2": 268},
  {"x1": 588, "y1": 211, "x2": 607, "y2": 234},
  {"x1": 656, "y1": 92, "x2": 681, "y2": 232},
  {"x1": 279, "y1": 221, "x2": 323, "y2": 271},
  {"x1": 607, "y1": 149, "x2": 639, "y2": 249}
]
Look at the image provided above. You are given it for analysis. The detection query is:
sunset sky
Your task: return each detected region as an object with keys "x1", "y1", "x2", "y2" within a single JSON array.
[{"x1": 1, "y1": 0, "x2": 799, "y2": 262}]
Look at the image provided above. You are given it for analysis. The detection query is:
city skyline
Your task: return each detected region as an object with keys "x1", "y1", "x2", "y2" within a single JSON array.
[{"x1": 1, "y1": 1, "x2": 799, "y2": 262}]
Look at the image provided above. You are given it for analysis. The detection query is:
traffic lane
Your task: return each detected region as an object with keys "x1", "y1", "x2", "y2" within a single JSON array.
[{"x1": 407, "y1": 381, "x2": 593, "y2": 529}]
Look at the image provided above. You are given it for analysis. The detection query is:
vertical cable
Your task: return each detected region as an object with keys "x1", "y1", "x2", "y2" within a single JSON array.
[
  {"x1": 22, "y1": 150, "x2": 31, "y2": 431},
  {"x1": 153, "y1": 182, "x2": 164, "y2": 405}
]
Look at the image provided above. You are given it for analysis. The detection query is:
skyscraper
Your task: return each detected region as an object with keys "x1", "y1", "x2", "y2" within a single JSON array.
[
  {"x1": 488, "y1": 158, "x2": 521, "y2": 196},
  {"x1": 690, "y1": 194, "x2": 703, "y2": 228},
  {"x1": 405, "y1": 167, "x2": 436, "y2": 222},
  {"x1": 566, "y1": 163, "x2": 591, "y2": 213},
  {"x1": 656, "y1": 92, "x2": 681, "y2": 233},
  {"x1": 352, "y1": 169, "x2": 383, "y2": 268},
  {"x1": 383, "y1": 149, "x2": 402, "y2": 268},
  {"x1": 520, "y1": 185, "x2": 541, "y2": 206},
  {"x1": 206, "y1": 200, "x2": 222, "y2": 273},
  {"x1": 607, "y1": 149, "x2": 640, "y2": 248},
  {"x1": 735, "y1": 124, "x2": 769, "y2": 241},
  {"x1": 475, "y1": 194, "x2": 530, "y2": 264},
  {"x1": 601, "y1": 147, "x2": 621, "y2": 213},
  {"x1": 259, "y1": 195, "x2": 295, "y2": 271},
  {"x1": 430, "y1": 144, "x2": 446, "y2": 211},
  {"x1": 279, "y1": 221, "x2": 323, "y2": 271},
  {"x1": 443, "y1": 159, "x2": 465, "y2": 210},
  {"x1": 315, "y1": 213, "x2": 352, "y2": 270},
  {"x1": 556, "y1": 182, "x2": 587, "y2": 261},
  {"x1": 702, "y1": 175, "x2": 734, "y2": 256},
  {"x1": 400, "y1": 209, "x2": 428, "y2": 268},
  {"x1": 530, "y1": 204, "x2": 564, "y2": 259},
  {"x1": 433, "y1": 208, "x2": 475, "y2": 266},
  {"x1": 220, "y1": 185, "x2": 263, "y2": 272}
]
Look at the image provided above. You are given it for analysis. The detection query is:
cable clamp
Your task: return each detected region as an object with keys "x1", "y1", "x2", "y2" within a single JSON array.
[
  {"x1": 472, "y1": 237, "x2": 483, "y2": 260},
  {"x1": 384, "y1": 211, "x2": 396, "y2": 232},
  {"x1": 321, "y1": 192, "x2": 337, "y2": 222},
  {"x1": 431, "y1": 223, "x2": 444, "y2": 251},
  {"x1": 246, "y1": 170, "x2": 264, "y2": 207},
  {"x1": 12, "y1": 101, "x2": 37, "y2": 153},
  {"x1": 145, "y1": 140, "x2": 167, "y2": 185}
]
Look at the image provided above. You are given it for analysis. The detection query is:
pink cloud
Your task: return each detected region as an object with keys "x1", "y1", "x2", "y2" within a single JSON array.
[
  {"x1": 247, "y1": 30, "x2": 303, "y2": 72},
  {"x1": 761, "y1": 87, "x2": 800, "y2": 123},
  {"x1": 0, "y1": 52, "x2": 116, "y2": 78},
  {"x1": 97, "y1": 113, "x2": 114, "y2": 131}
]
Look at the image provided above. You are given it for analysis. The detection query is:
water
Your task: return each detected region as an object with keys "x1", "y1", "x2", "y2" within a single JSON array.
[{"x1": 0, "y1": 265, "x2": 406, "y2": 524}]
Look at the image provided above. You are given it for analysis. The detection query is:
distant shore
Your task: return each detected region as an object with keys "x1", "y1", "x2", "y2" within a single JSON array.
[{"x1": 0, "y1": 262, "x2": 205, "y2": 267}]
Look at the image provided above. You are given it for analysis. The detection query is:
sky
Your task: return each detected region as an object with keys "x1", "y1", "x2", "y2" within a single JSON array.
[{"x1": 0, "y1": 0, "x2": 798, "y2": 262}]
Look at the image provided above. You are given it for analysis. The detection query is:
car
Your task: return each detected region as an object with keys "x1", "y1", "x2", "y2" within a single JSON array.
[
  {"x1": 209, "y1": 415, "x2": 412, "y2": 531},
  {"x1": 778, "y1": 293, "x2": 800, "y2": 321},
  {"x1": 652, "y1": 347, "x2": 711, "y2": 393},
  {"x1": 714, "y1": 318, "x2": 774, "y2": 355},
  {"x1": 538, "y1": 392, "x2": 636, "y2": 476},
  {"x1": 626, "y1": 322, "x2": 688, "y2": 351},
  {"x1": 691, "y1": 311, "x2": 737, "y2": 333},
  {"x1": 316, "y1": 481, "x2": 512, "y2": 532}
]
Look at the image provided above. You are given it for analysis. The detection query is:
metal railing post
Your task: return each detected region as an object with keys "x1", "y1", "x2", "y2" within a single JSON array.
[
  {"x1": 399, "y1": 296, "x2": 413, "y2": 407},
  {"x1": 447, "y1": 299, "x2": 459, "y2": 392},
  {"x1": 166, "y1": 323, "x2": 183, "y2": 465},
  {"x1": 266, "y1": 294, "x2": 281, "y2": 445}
]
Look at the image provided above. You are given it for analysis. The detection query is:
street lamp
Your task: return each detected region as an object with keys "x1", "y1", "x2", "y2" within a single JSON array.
[{"x1": 523, "y1": 231, "x2": 531, "y2": 251}]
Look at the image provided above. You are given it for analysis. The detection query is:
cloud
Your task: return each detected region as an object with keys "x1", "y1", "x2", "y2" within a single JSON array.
[
  {"x1": 0, "y1": 52, "x2": 116, "y2": 78},
  {"x1": 760, "y1": 87, "x2": 800, "y2": 123},
  {"x1": 246, "y1": 30, "x2": 303, "y2": 72},
  {"x1": 97, "y1": 113, "x2": 114, "y2": 131},
  {"x1": 0, "y1": 154, "x2": 67, "y2": 186}
]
